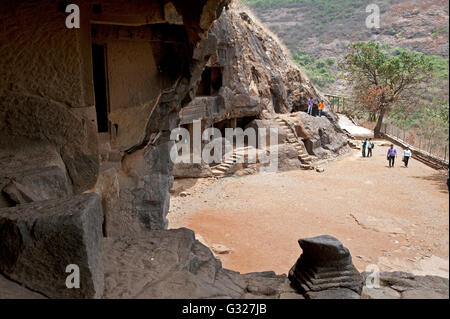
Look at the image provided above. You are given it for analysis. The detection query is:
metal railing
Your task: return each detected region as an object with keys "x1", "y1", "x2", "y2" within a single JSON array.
[
  {"x1": 324, "y1": 94, "x2": 348, "y2": 114},
  {"x1": 382, "y1": 122, "x2": 449, "y2": 162},
  {"x1": 325, "y1": 93, "x2": 449, "y2": 162}
]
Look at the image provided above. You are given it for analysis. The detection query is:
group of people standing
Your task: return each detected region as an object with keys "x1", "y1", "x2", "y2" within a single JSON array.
[
  {"x1": 307, "y1": 98, "x2": 324, "y2": 117},
  {"x1": 362, "y1": 138, "x2": 412, "y2": 168},
  {"x1": 362, "y1": 138, "x2": 374, "y2": 158}
]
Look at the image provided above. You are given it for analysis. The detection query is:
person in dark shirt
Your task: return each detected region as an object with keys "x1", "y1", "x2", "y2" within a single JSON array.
[{"x1": 387, "y1": 144, "x2": 397, "y2": 168}]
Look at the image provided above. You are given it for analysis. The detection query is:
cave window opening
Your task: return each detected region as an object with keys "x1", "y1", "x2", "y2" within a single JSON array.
[
  {"x1": 271, "y1": 89, "x2": 281, "y2": 114},
  {"x1": 236, "y1": 116, "x2": 256, "y2": 130},
  {"x1": 197, "y1": 66, "x2": 222, "y2": 97},
  {"x1": 92, "y1": 43, "x2": 110, "y2": 133},
  {"x1": 213, "y1": 119, "x2": 230, "y2": 138},
  {"x1": 303, "y1": 139, "x2": 313, "y2": 155}
]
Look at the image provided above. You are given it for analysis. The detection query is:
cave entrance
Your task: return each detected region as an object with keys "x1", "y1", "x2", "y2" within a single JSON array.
[
  {"x1": 92, "y1": 43, "x2": 110, "y2": 133},
  {"x1": 236, "y1": 116, "x2": 256, "y2": 129},
  {"x1": 303, "y1": 139, "x2": 313, "y2": 155},
  {"x1": 197, "y1": 66, "x2": 223, "y2": 96},
  {"x1": 213, "y1": 116, "x2": 257, "y2": 148},
  {"x1": 271, "y1": 88, "x2": 281, "y2": 114}
]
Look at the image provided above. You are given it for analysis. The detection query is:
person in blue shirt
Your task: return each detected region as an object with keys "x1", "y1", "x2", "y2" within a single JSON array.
[{"x1": 362, "y1": 139, "x2": 368, "y2": 157}]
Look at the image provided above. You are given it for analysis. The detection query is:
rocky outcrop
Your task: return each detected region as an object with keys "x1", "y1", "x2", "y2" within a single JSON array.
[
  {"x1": 296, "y1": 112, "x2": 349, "y2": 159},
  {"x1": 103, "y1": 228, "x2": 303, "y2": 299},
  {"x1": 174, "y1": 3, "x2": 351, "y2": 180},
  {"x1": 181, "y1": 1, "x2": 323, "y2": 125},
  {"x1": 208, "y1": 3, "x2": 322, "y2": 118},
  {"x1": 0, "y1": 193, "x2": 104, "y2": 298},
  {"x1": 361, "y1": 271, "x2": 449, "y2": 299},
  {"x1": 1, "y1": 227, "x2": 448, "y2": 299},
  {"x1": 289, "y1": 235, "x2": 363, "y2": 299}
]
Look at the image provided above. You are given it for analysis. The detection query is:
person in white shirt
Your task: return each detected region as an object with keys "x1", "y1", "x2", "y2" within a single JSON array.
[{"x1": 403, "y1": 148, "x2": 412, "y2": 167}]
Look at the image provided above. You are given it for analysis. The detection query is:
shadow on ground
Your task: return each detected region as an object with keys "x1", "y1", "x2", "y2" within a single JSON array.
[{"x1": 411, "y1": 172, "x2": 449, "y2": 194}]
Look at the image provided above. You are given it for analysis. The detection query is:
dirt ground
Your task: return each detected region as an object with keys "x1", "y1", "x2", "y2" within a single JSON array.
[{"x1": 168, "y1": 140, "x2": 449, "y2": 278}]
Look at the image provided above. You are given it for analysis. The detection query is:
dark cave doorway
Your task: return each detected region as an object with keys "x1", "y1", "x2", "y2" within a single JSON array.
[
  {"x1": 197, "y1": 66, "x2": 223, "y2": 96},
  {"x1": 92, "y1": 43, "x2": 110, "y2": 133}
]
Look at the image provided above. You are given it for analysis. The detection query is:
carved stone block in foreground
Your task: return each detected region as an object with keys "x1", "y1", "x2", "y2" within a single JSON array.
[
  {"x1": 0, "y1": 193, "x2": 104, "y2": 298},
  {"x1": 289, "y1": 235, "x2": 363, "y2": 299}
]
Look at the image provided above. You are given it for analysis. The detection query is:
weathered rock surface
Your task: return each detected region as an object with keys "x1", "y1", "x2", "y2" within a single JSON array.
[
  {"x1": 173, "y1": 162, "x2": 214, "y2": 179},
  {"x1": 0, "y1": 273, "x2": 47, "y2": 299},
  {"x1": 199, "y1": 2, "x2": 322, "y2": 120},
  {"x1": 0, "y1": 139, "x2": 72, "y2": 208},
  {"x1": 1, "y1": 0, "x2": 232, "y2": 233},
  {"x1": 361, "y1": 271, "x2": 449, "y2": 299},
  {"x1": 297, "y1": 112, "x2": 349, "y2": 159},
  {"x1": 0, "y1": 193, "x2": 104, "y2": 298},
  {"x1": 289, "y1": 235, "x2": 363, "y2": 299},
  {"x1": 95, "y1": 1, "x2": 233, "y2": 232},
  {"x1": 103, "y1": 228, "x2": 302, "y2": 299}
]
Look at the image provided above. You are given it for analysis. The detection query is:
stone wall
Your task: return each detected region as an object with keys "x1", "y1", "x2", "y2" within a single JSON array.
[
  {"x1": 0, "y1": 0, "x2": 232, "y2": 297},
  {"x1": 1, "y1": 0, "x2": 231, "y2": 233}
]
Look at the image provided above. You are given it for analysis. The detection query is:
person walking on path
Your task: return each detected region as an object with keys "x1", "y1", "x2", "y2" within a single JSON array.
[
  {"x1": 403, "y1": 148, "x2": 412, "y2": 168},
  {"x1": 367, "y1": 138, "x2": 374, "y2": 157},
  {"x1": 387, "y1": 144, "x2": 397, "y2": 168},
  {"x1": 318, "y1": 101, "x2": 324, "y2": 117},
  {"x1": 362, "y1": 139, "x2": 368, "y2": 157},
  {"x1": 307, "y1": 98, "x2": 313, "y2": 115}
]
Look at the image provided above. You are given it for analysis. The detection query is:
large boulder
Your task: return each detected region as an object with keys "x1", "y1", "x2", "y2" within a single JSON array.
[
  {"x1": 289, "y1": 235, "x2": 363, "y2": 299},
  {"x1": 0, "y1": 193, "x2": 104, "y2": 298},
  {"x1": 297, "y1": 112, "x2": 349, "y2": 158},
  {"x1": 103, "y1": 228, "x2": 302, "y2": 299},
  {"x1": 0, "y1": 139, "x2": 72, "y2": 208}
]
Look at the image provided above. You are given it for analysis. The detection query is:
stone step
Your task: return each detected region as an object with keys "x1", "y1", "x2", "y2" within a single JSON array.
[
  {"x1": 299, "y1": 159, "x2": 313, "y2": 164},
  {"x1": 214, "y1": 166, "x2": 229, "y2": 172},
  {"x1": 300, "y1": 164, "x2": 312, "y2": 170},
  {"x1": 212, "y1": 171, "x2": 225, "y2": 177},
  {"x1": 293, "y1": 270, "x2": 362, "y2": 293},
  {"x1": 299, "y1": 154, "x2": 311, "y2": 160}
]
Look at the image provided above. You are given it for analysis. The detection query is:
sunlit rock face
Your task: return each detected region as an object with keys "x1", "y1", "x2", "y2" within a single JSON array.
[
  {"x1": 174, "y1": 3, "x2": 350, "y2": 178},
  {"x1": 181, "y1": 3, "x2": 323, "y2": 128}
]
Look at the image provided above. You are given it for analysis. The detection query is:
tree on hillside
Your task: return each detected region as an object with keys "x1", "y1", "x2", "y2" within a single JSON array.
[{"x1": 340, "y1": 41, "x2": 433, "y2": 137}]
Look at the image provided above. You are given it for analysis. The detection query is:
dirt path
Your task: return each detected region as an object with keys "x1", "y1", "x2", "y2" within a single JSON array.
[{"x1": 168, "y1": 140, "x2": 449, "y2": 277}]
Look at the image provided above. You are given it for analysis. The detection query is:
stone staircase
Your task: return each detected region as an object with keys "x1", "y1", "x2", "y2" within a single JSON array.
[
  {"x1": 275, "y1": 117, "x2": 314, "y2": 170},
  {"x1": 211, "y1": 148, "x2": 246, "y2": 178}
]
